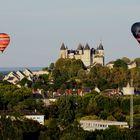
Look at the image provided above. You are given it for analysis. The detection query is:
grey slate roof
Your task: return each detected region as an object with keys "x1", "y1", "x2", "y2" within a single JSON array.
[
  {"x1": 84, "y1": 44, "x2": 90, "y2": 50},
  {"x1": 77, "y1": 43, "x2": 83, "y2": 50},
  {"x1": 97, "y1": 43, "x2": 104, "y2": 50},
  {"x1": 60, "y1": 43, "x2": 66, "y2": 50}
]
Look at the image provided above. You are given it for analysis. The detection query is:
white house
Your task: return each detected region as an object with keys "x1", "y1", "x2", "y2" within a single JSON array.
[
  {"x1": 123, "y1": 83, "x2": 134, "y2": 95},
  {"x1": 25, "y1": 115, "x2": 45, "y2": 125},
  {"x1": 0, "y1": 113, "x2": 45, "y2": 125},
  {"x1": 80, "y1": 120, "x2": 128, "y2": 131},
  {"x1": 3, "y1": 68, "x2": 48, "y2": 85},
  {"x1": 128, "y1": 61, "x2": 137, "y2": 69},
  {"x1": 16, "y1": 71, "x2": 25, "y2": 80},
  {"x1": 23, "y1": 68, "x2": 33, "y2": 77},
  {"x1": 106, "y1": 61, "x2": 114, "y2": 69},
  {"x1": 33, "y1": 70, "x2": 49, "y2": 76},
  {"x1": 3, "y1": 72, "x2": 20, "y2": 84}
]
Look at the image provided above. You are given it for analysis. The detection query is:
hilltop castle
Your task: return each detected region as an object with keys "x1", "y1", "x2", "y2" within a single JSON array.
[{"x1": 60, "y1": 43, "x2": 104, "y2": 67}]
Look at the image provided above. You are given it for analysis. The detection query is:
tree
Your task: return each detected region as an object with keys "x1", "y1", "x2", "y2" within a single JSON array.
[
  {"x1": 109, "y1": 67, "x2": 130, "y2": 88},
  {"x1": 134, "y1": 57, "x2": 140, "y2": 67},
  {"x1": 114, "y1": 59, "x2": 128, "y2": 69},
  {"x1": 121, "y1": 57, "x2": 130, "y2": 63},
  {"x1": 41, "y1": 118, "x2": 60, "y2": 140},
  {"x1": 19, "y1": 77, "x2": 32, "y2": 87},
  {"x1": 49, "y1": 62, "x2": 55, "y2": 71},
  {"x1": 60, "y1": 121, "x2": 86, "y2": 140},
  {"x1": 0, "y1": 116, "x2": 23, "y2": 140},
  {"x1": 130, "y1": 68, "x2": 140, "y2": 90},
  {"x1": 57, "y1": 96, "x2": 77, "y2": 127},
  {"x1": 77, "y1": 69, "x2": 87, "y2": 80}
]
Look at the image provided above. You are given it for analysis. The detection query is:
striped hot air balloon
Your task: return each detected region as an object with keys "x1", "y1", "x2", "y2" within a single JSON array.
[{"x1": 0, "y1": 33, "x2": 10, "y2": 53}]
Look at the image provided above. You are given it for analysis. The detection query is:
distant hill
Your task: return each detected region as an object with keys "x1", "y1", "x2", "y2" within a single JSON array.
[{"x1": 0, "y1": 67, "x2": 43, "y2": 75}]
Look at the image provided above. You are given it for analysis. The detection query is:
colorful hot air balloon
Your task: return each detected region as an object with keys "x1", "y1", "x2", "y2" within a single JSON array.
[
  {"x1": 0, "y1": 33, "x2": 10, "y2": 53},
  {"x1": 131, "y1": 22, "x2": 140, "y2": 44}
]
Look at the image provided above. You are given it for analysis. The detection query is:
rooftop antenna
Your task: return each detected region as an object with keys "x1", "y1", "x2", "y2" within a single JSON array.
[
  {"x1": 130, "y1": 79, "x2": 133, "y2": 129},
  {"x1": 130, "y1": 93, "x2": 133, "y2": 128}
]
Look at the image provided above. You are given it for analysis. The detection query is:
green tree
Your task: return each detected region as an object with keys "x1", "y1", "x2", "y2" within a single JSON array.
[
  {"x1": 60, "y1": 121, "x2": 86, "y2": 140},
  {"x1": 109, "y1": 67, "x2": 130, "y2": 88},
  {"x1": 19, "y1": 78, "x2": 32, "y2": 87},
  {"x1": 114, "y1": 59, "x2": 128, "y2": 69},
  {"x1": 121, "y1": 57, "x2": 130, "y2": 63},
  {"x1": 57, "y1": 96, "x2": 77, "y2": 127},
  {"x1": 134, "y1": 57, "x2": 140, "y2": 67},
  {"x1": 49, "y1": 62, "x2": 55, "y2": 71},
  {"x1": 130, "y1": 67, "x2": 140, "y2": 90}
]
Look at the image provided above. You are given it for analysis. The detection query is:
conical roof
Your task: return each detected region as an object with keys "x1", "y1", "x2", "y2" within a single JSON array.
[
  {"x1": 84, "y1": 43, "x2": 90, "y2": 50},
  {"x1": 77, "y1": 43, "x2": 83, "y2": 50},
  {"x1": 60, "y1": 43, "x2": 66, "y2": 50},
  {"x1": 98, "y1": 43, "x2": 104, "y2": 50}
]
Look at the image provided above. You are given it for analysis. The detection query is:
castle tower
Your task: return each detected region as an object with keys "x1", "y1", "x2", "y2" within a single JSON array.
[
  {"x1": 65, "y1": 46, "x2": 68, "y2": 58},
  {"x1": 93, "y1": 43, "x2": 104, "y2": 66},
  {"x1": 60, "y1": 43, "x2": 67, "y2": 58},
  {"x1": 97, "y1": 43, "x2": 104, "y2": 56},
  {"x1": 77, "y1": 43, "x2": 83, "y2": 55},
  {"x1": 82, "y1": 43, "x2": 91, "y2": 66}
]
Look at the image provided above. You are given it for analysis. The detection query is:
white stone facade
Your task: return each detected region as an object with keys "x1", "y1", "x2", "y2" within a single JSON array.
[
  {"x1": 33, "y1": 70, "x2": 49, "y2": 76},
  {"x1": 80, "y1": 120, "x2": 128, "y2": 131},
  {"x1": 123, "y1": 83, "x2": 134, "y2": 95},
  {"x1": 25, "y1": 115, "x2": 45, "y2": 125},
  {"x1": 60, "y1": 43, "x2": 104, "y2": 67}
]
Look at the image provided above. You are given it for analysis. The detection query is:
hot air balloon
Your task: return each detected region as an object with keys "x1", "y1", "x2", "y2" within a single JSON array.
[
  {"x1": 131, "y1": 22, "x2": 140, "y2": 44},
  {"x1": 0, "y1": 33, "x2": 10, "y2": 53}
]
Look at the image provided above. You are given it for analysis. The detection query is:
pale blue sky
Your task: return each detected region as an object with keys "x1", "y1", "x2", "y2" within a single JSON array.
[{"x1": 0, "y1": 0, "x2": 140, "y2": 67}]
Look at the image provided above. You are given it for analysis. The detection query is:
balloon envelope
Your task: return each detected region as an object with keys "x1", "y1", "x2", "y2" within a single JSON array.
[
  {"x1": 131, "y1": 22, "x2": 140, "y2": 44},
  {"x1": 0, "y1": 33, "x2": 10, "y2": 52}
]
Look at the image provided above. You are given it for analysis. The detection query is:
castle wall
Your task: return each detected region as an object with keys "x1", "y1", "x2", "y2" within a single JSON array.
[
  {"x1": 98, "y1": 50, "x2": 104, "y2": 56},
  {"x1": 81, "y1": 50, "x2": 91, "y2": 66},
  {"x1": 75, "y1": 54, "x2": 82, "y2": 60},
  {"x1": 68, "y1": 53, "x2": 75, "y2": 59},
  {"x1": 93, "y1": 57, "x2": 104, "y2": 66},
  {"x1": 60, "y1": 44, "x2": 104, "y2": 67},
  {"x1": 60, "y1": 50, "x2": 67, "y2": 58}
]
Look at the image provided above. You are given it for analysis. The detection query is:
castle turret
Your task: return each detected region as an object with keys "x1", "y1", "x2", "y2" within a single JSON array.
[
  {"x1": 97, "y1": 43, "x2": 104, "y2": 56},
  {"x1": 93, "y1": 43, "x2": 104, "y2": 66},
  {"x1": 77, "y1": 43, "x2": 83, "y2": 55},
  {"x1": 82, "y1": 43, "x2": 91, "y2": 66},
  {"x1": 60, "y1": 43, "x2": 67, "y2": 58}
]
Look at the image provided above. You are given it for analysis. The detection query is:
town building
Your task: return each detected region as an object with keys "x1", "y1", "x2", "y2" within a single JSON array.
[
  {"x1": 3, "y1": 68, "x2": 49, "y2": 85},
  {"x1": 60, "y1": 43, "x2": 104, "y2": 67},
  {"x1": 33, "y1": 70, "x2": 49, "y2": 76},
  {"x1": 0, "y1": 110, "x2": 45, "y2": 125},
  {"x1": 25, "y1": 114, "x2": 45, "y2": 125},
  {"x1": 127, "y1": 61, "x2": 137, "y2": 69},
  {"x1": 3, "y1": 71, "x2": 20, "y2": 84},
  {"x1": 123, "y1": 82, "x2": 134, "y2": 95},
  {"x1": 106, "y1": 60, "x2": 137, "y2": 69},
  {"x1": 3, "y1": 68, "x2": 33, "y2": 84},
  {"x1": 106, "y1": 61, "x2": 114, "y2": 69},
  {"x1": 80, "y1": 120, "x2": 128, "y2": 131}
]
